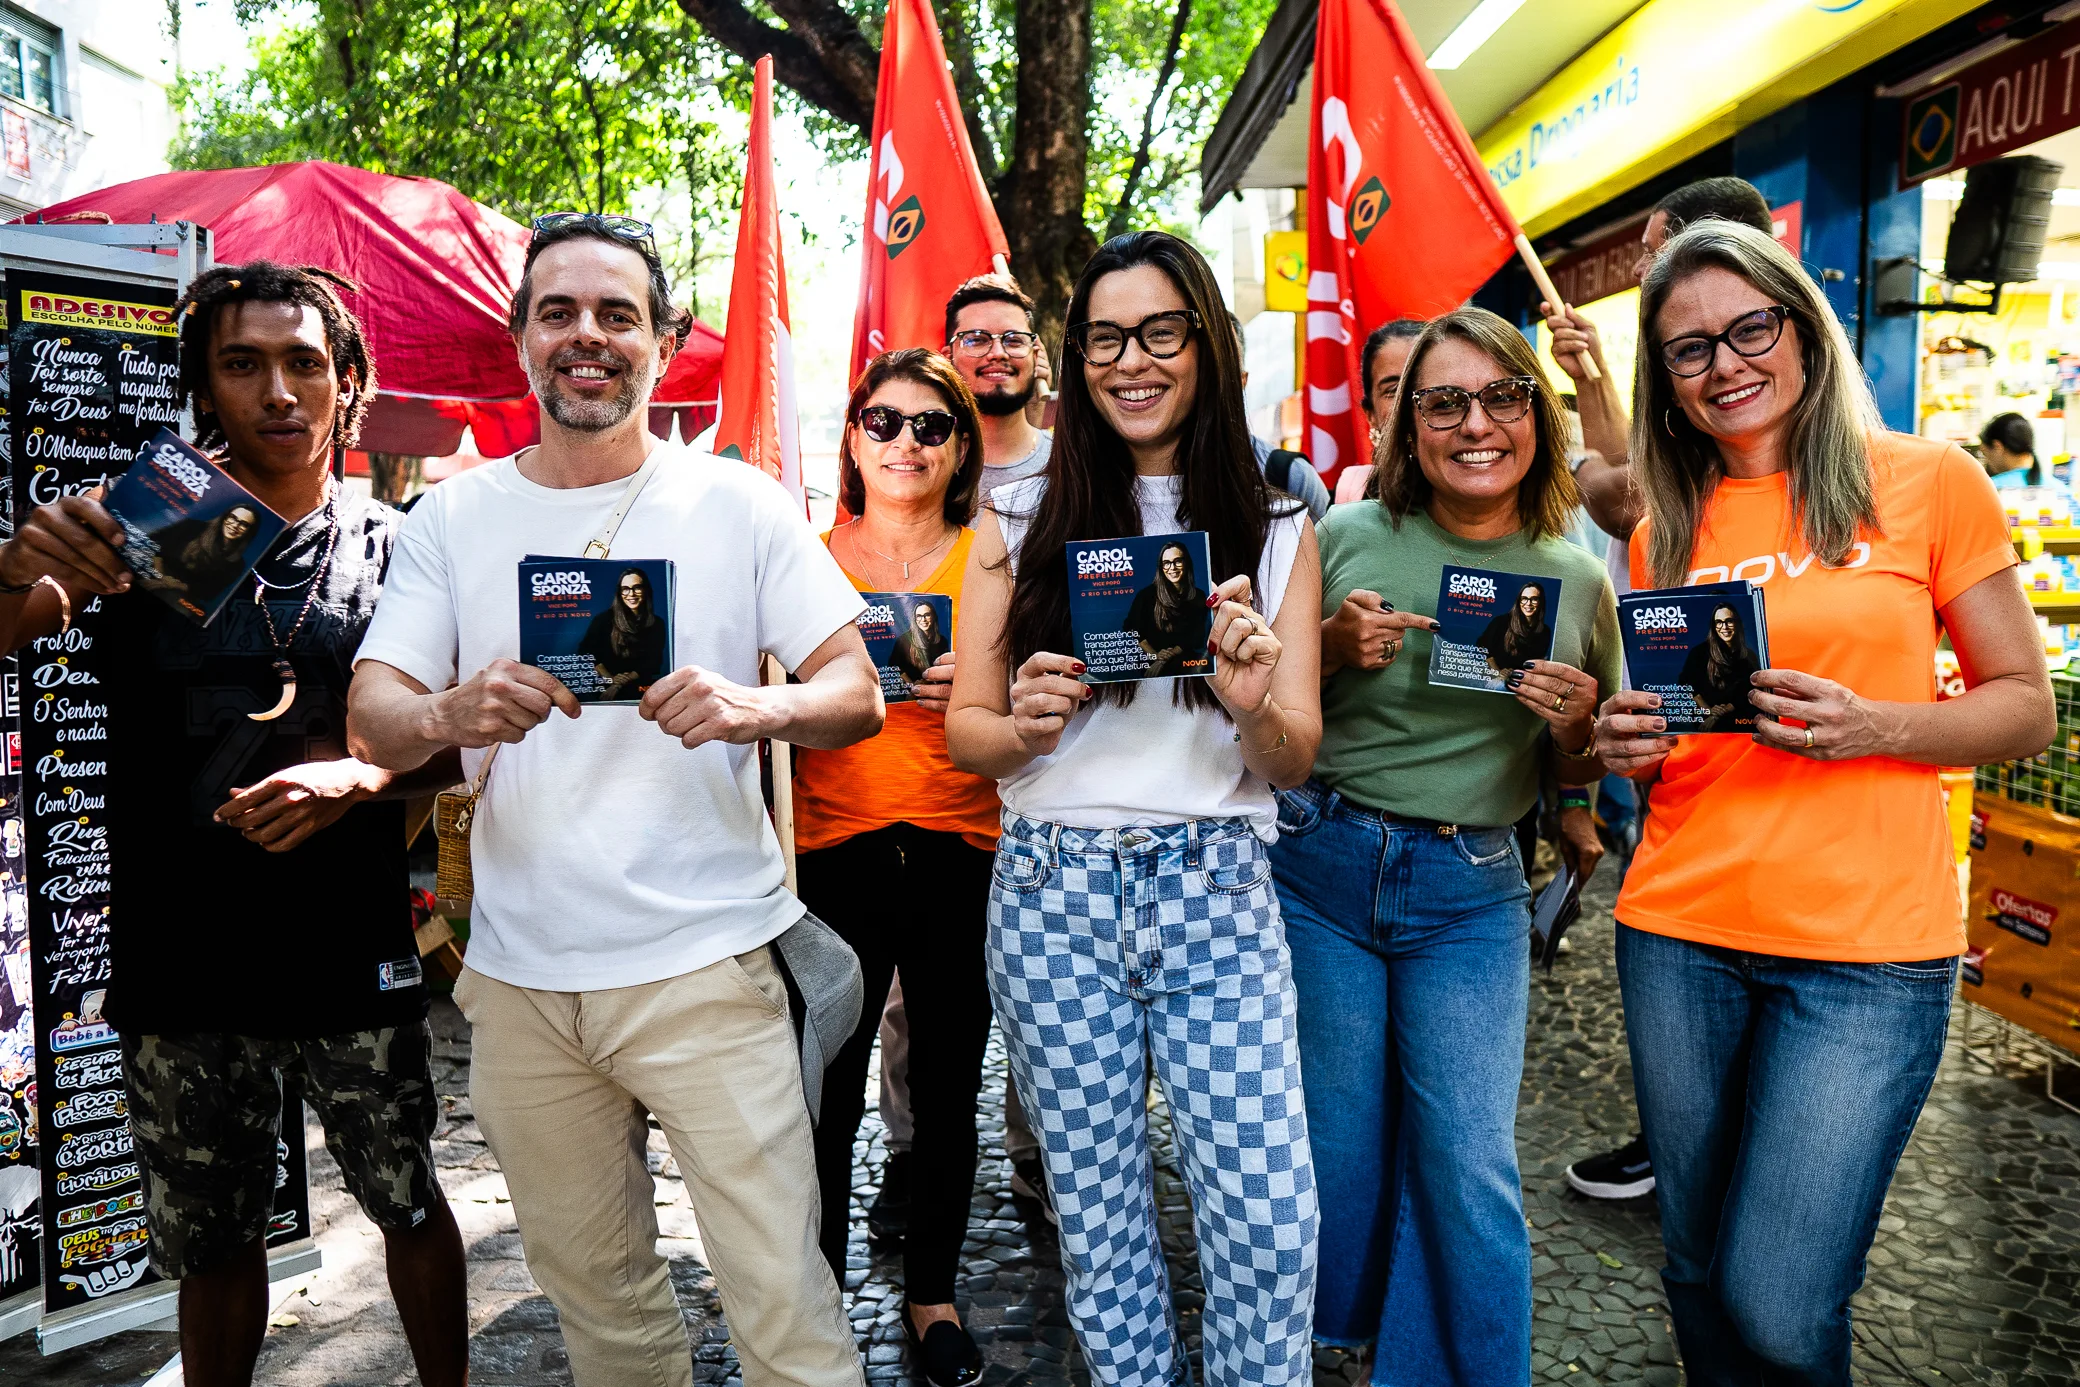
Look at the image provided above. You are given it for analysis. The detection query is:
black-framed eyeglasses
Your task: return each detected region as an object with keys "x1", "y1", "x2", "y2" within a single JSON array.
[
  {"x1": 857, "y1": 405, "x2": 960, "y2": 447},
  {"x1": 949, "y1": 329, "x2": 1037, "y2": 359},
  {"x1": 1066, "y1": 310, "x2": 1200, "y2": 365},
  {"x1": 531, "y1": 212, "x2": 658, "y2": 256},
  {"x1": 1411, "y1": 376, "x2": 1538, "y2": 430},
  {"x1": 1659, "y1": 306, "x2": 1791, "y2": 377}
]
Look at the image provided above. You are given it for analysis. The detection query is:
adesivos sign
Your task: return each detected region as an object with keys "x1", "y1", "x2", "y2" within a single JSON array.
[
  {"x1": 1476, "y1": 0, "x2": 1981, "y2": 238},
  {"x1": 1901, "y1": 16, "x2": 2080, "y2": 184}
]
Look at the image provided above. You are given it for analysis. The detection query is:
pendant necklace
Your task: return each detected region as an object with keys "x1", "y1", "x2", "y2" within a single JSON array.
[
  {"x1": 247, "y1": 497, "x2": 342, "y2": 723},
  {"x1": 850, "y1": 519, "x2": 954, "y2": 582}
]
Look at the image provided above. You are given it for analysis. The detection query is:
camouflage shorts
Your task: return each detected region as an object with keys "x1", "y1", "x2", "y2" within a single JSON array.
[{"x1": 121, "y1": 1022, "x2": 444, "y2": 1280}]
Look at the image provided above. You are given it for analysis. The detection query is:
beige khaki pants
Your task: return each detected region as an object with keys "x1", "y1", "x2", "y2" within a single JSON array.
[{"x1": 455, "y1": 949, "x2": 862, "y2": 1387}]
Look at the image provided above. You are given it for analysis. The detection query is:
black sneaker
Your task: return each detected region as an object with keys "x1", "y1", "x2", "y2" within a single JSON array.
[
  {"x1": 867, "y1": 1149, "x2": 911, "y2": 1243},
  {"x1": 1009, "y1": 1154, "x2": 1058, "y2": 1226},
  {"x1": 1565, "y1": 1134, "x2": 1654, "y2": 1200}
]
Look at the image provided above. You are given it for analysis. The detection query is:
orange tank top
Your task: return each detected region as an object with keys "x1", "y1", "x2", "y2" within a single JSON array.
[{"x1": 792, "y1": 527, "x2": 1002, "y2": 853}]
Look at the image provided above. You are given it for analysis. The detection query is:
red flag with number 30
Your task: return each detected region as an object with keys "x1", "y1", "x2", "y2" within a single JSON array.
[{"x1": 1306, "y1": 0, "x2": 1520, "y2": 490}]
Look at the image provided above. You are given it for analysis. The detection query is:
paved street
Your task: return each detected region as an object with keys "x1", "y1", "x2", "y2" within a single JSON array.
[{"x1": 6, "y1": 867, "x2": 2079, "y2": 1385}]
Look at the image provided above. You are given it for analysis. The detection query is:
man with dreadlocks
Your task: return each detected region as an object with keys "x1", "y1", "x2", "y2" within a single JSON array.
[{"x1": 0, "y1": 261, "x2": 468, "y2": 1387}]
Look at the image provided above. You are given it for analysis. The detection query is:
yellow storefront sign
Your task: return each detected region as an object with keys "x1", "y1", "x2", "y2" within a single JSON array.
[
  {"x1": 1263, "y1": 231, "x2": 1308, "y2": 312},
  {"x1": 1476, "y1": 0, "x2": 1982, "y2": 239}
]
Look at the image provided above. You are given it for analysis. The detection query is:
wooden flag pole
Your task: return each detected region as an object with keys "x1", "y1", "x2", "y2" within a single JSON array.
[
  {"x1": 1513, "y1": 233, "x2": 1601, "y2": 382},
  {"x1": 762, "y1": 653, "x2": 799, "y2": 894}
]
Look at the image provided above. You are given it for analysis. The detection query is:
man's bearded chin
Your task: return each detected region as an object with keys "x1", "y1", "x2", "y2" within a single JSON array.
[
  {"x1": 530, "y1": 349, "x2": 654, "y2": 431},
  {"x1": 973, "y1": 378, "x2": 1035, "y2": 417}
]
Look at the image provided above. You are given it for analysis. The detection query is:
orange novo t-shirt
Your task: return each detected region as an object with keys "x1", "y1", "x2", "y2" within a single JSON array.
[
  {"x1": 792, "y1": 527, "x2": 1002, "y2": 853},
  {"x1": 1616, "y1": 432, "x2": 2016, "y2": 962}
]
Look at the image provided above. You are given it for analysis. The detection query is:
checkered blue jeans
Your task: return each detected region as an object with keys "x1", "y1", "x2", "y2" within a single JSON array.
[{"x1": 987, "y1": 811, "x2": 1318, "y2": 1387}]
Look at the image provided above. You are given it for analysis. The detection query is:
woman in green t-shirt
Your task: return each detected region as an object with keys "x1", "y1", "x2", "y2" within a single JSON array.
[{"x1": 1269, "y1": 307, "x2": 1619, "y2": 1384}]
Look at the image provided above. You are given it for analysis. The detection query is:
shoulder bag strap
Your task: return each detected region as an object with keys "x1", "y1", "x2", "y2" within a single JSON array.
[{"x1": 470, "y1": 449, "x2": 667, "y2": 795}]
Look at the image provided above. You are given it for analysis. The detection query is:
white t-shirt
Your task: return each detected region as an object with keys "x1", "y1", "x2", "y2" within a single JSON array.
[
  {"x1": 991, "y1": 473, "x2": 1305, "y2": 835},
  {"x1": 355, "y1": 444, "x2": 864, "y2": 992}
]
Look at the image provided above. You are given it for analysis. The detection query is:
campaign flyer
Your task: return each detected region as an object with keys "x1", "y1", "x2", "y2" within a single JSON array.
[
  {"x1": 104, "y1": 428, "x2": 288, "y2": 626},
  {"x1": 1065, "y1": 531, "x2": 1213, "y2": 683},
  {"x1": 1429, "y1": 565, "x2": 1561, "y2": 693},
  {"x1": 518, "y1": 557, "x2": 677, "y2": 704},
  {"x1": 1618, "y1": 581, "x2": 1771, "y2": 734},
  {"x1": 855, "y1": 592, "x2": 952, "y2": 705}
]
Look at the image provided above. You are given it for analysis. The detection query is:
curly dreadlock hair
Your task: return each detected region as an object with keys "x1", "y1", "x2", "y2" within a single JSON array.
[{"x1": 171, "y1": 261, "x2": 377, "y2": 454}]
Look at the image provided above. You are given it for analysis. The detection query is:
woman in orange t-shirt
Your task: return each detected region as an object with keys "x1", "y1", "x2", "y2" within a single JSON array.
[
  {"x1": 794, "y1": 348, "x2": 1000, "y2": 1386},
  {"x1": 1593, "y1": 222, "x2": 2053, "y2": 1383}
]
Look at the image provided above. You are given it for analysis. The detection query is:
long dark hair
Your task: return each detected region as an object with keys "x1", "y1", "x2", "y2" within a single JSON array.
[{"x1": 1000, "y1": 231, "x2": 1292, "y2": 712}]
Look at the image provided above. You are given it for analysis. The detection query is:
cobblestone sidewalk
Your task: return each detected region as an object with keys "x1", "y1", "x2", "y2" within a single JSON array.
[{"x1": 6, "y1": 867, "x2": 2078, "y2": 1385}]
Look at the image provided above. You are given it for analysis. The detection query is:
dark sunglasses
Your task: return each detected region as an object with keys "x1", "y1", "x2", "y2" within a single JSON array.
[
  {"x1": 857, "y1": 405, "x2": 960, "y2": 447},
  {"x1": 1659, "y1": 306, "x2": 1791, "y2": 377},
  {"x1": 1411, "y1": 376, "x2": 1538, "y2": 429},
  {"x1": 1066, "y1": 310, "x2": 1200, "y2": 365},
  {"x1": 531, "y1": 212, "x2": 658, "y2": 256}
]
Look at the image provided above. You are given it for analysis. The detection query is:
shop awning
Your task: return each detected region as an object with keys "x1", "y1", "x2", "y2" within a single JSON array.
[{"x1": 18, "y1": 161, "x2": 723, "y2": 457}]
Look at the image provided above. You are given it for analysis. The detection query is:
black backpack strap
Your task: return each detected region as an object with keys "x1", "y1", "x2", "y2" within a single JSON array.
[{"x1": 1265, "y1": 448, "x2": 1304, "y2": 493}]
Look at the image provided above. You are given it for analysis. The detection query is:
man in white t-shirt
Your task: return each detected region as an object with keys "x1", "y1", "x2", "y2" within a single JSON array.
[{"x1": 347, "y1": 215, "x2": 879, "y2": 1387}]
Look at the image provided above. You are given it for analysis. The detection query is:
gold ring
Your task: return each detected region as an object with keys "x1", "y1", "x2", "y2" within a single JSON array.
[
  {"x1": 1553, "y1": 693, "x2": 1566, "y2": 711},
  {"x1": 1804, "y1": 726, "x2": 1814, "y2": 749}
]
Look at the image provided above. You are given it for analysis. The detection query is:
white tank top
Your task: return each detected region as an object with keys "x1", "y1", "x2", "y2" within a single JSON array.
[{"x1": 992, "y1": 473, "x2": 1305, "y2": 836}]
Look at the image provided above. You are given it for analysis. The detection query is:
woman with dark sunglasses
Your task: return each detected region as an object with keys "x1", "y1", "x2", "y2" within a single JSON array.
[
  {"x1": 1595, "y1": 223, "x2": 2051, "y2": 1384},
  {"x1": 947, "y1": 231, "x2": 1323, "y2": 1387},
  {"x1": 791, "y1": 347, "x2": 1002, "y2": 1386},
  {"x1": 1282, "y1": 307, "x2": 1619, "y2": 1385}
]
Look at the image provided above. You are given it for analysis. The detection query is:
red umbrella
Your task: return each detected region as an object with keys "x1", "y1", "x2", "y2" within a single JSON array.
[{"x1": 23, "y1": 161, "x2": 721, "y2": 457}]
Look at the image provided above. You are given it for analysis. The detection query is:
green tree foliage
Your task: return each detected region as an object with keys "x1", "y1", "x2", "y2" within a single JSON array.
[{"x1": 174, "y1": 0, "x2": 726, "y2": 224}]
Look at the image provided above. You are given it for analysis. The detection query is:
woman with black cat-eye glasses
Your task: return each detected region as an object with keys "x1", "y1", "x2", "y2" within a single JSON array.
[{"x1": 795, "y1": 348, "x2": 1004, "y2": 1387}]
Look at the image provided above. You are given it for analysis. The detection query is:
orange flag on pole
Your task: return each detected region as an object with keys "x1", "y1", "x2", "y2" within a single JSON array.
[
  {"x1": 714, "y1": 55, "x2": 803, "y2": 507},
  {"x1": 1305, "y1": 0, "x2": 1522, "y2": 491},
  {"x1": 848, "y1": 0, "x2": 1011, "y2": 383}
]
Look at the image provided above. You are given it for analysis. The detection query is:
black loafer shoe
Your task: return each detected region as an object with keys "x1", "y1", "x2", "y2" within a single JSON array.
[{"x1": 903, "y1": 1305, "x2": 983, "y2": 1387}]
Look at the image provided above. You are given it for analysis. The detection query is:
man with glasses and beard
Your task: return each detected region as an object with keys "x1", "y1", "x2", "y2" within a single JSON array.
[
  {"x1": 945, "y1": 276, "x2": 1053, "y2": 503},
  {"x1": 349, "y1": 213, "x2": 881, "y2": 1387}
]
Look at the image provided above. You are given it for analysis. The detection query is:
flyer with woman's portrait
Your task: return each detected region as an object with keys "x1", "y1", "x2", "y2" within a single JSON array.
[
  {"x1": 855, "y1": 591, "x2": 953, "y2": 704},
  {"x1": 517, "y1": 557, "x2": 677, "y2": 704},
  {"x1": 1429, "y1": 564, "x2": 1559, "y2": 693},
  {"x1": 1065, "y1": 531, "x2": 1214, "y2": 683}
]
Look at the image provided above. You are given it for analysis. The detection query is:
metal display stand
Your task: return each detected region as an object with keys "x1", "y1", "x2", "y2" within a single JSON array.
[{"x1": 1956, "y1": 998, "x2": 2080, "y2": 1116}]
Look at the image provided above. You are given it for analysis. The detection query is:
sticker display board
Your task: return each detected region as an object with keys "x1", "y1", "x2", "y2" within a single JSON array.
[
  {"x1": 6, "y1": 268, "x2": 309, "y2": 1320},
  {"x1": 0, "y1": 296, "x2": 36, "y2": 1304}
]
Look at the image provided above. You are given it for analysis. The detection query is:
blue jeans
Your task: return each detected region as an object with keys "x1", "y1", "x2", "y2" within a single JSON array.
[
  {"x1": 1269, "y1": 781, "x2": 1532, "y2": 1387},
  {"x1": 988, "y1": 812, "x2": 1318, "y2": 1387},
  {"x1": 1615, "y1": 924, "x2": 1956, "y2": 1385}
]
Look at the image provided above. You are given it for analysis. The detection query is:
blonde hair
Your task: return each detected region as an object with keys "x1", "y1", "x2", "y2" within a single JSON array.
[
  {"x1": 1632, "y1": 221, "x2": 1882, "y2": 586},
  {"x1": 1364, "y1": 307, "x2": 1580, "y2": 541}
]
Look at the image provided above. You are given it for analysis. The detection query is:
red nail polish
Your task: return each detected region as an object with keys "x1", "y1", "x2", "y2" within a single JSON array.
[
  {"x1": 1071, "y1": 661, "x2": 1086, "y2": 674},
  {"x1": 1206, "y1": 595, "x2": 1219, "y2": 609}
]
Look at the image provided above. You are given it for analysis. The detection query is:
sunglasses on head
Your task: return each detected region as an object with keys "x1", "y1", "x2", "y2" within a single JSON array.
[
  {"x1": 857, "y1": 405, "x2": 960, "y2": 447},
  {"x1": 531, "y1": 212, "x2": 658, "y2": 256}
]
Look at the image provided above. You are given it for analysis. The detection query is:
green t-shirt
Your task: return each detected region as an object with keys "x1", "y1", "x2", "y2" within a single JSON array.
[{"x1": 1315, "y1": 505, "x2": 1620, "y2": 827}]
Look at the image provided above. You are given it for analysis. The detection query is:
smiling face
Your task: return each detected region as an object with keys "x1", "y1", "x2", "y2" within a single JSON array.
[
  {"x1": 1082, "y1": 263, "x2": 1199, "y2": 468},
  {"x1": 1517, "y1": 584, "x2": 1542, "y2": 618},
  {"x1": 1159, "y1": 544, "x2": 1190, "y2": 587},
  {"x1": 913, "y1": 603, "x2": 937, "y2": 635},
  {"x1": 1410, "y1": 338, "x2": 1538, "y2": 513},
  {"x1": 221, "y1": 507, "x2": 257, "y2": 542},
  {"x1": 949, "y1": 299, "x2": 1037, "y2": 416},
  {"x1": 515, "y1": 238, "x2": 673, "y2": 433},
  {"x1": 1712, "y1": 605, "x2": 1739, "y2": 639},
  {"x1": 848, "y1": 377, "x2": 965, "y2": 514},
  {"x1": 197, "y1": 300, "x2": 346, "y2": 484},
  {"x1": 619, "y1": 572, "x2": 648, "y2": 613},
  {"x1": 1656, "y1": 265, "x2": 1803, "y2": 459}
]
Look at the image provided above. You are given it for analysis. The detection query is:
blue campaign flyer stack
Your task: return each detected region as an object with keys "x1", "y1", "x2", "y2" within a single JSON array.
[
  {"x1": 1065, "y1": 531, "x2": 1214, "y2": 683},
  {"x1": 1618, "y1": 581, "x2": 1772, "y2": 734},
  {"x1": 1429, "y1": 564, "x2": 1561, "y2": 693},
  {"x1": 517, "y1": 557, "x2": 677, "y2": 704},
  {"x1": 104, "y1": 427, "x2": 288, "y2": 625},
  {"x1": 855, "y1": 591, "x2": 953, "y2": 705}
]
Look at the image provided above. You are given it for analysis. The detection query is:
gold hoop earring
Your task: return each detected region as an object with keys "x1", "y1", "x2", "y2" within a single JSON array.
[{"x1": 1663, "y1": 408, "x2": 1681, "y2": 436}]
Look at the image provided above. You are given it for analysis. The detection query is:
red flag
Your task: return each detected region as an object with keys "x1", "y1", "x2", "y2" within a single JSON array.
[
  {"x1": 849, "y1": 0, "x2": 1011, "y2": 383},
  {"x1": 1306, "y1": 0, "x2": 1520, "y2": 489},
  {"x1": 714, "y1": 56, "x2": 803, "y2": 506}
]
